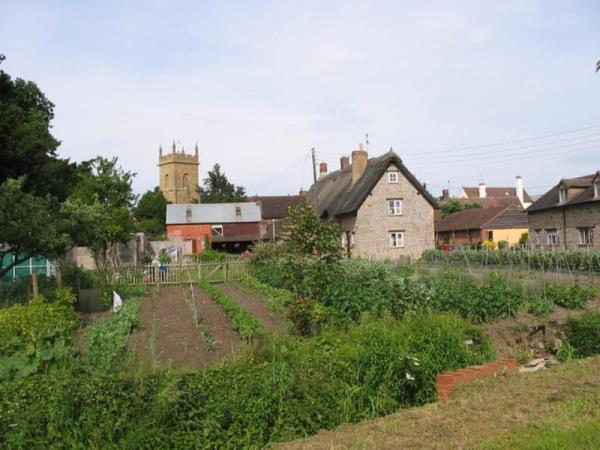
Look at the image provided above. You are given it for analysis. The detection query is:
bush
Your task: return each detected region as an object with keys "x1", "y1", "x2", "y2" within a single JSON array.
[
  {"x1": 0, "y1": 293, "x2": 78, "y2": 379},
  {"x1": 544, "y1": 283, "x2": 597, "y2": 309},
  {"x1": 61, "y1": 265, "x2": 103, "y2": 290},
  {"x1": 481, "y1": 240, "x2": 496, "y2": 250},
  {"x1": 192, "y1": 248, "x2": 227, "y2": 263},
  {"x1": 564, "y1": 312, "x2": 600, "y2": 358}
]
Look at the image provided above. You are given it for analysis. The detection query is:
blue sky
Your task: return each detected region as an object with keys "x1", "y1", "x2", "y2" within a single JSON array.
[{"x1": 2, "y1": 0, "x2": 600, "y2": 198}]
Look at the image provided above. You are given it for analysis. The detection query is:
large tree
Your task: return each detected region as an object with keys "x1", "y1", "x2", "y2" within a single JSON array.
[
  {"x1": 64, "y1": 157, "x2": 136, "y2": 270},
  {"x1": 197, "y1": 163, "x2": 247, "y2": 203},
  {"x1": 440, "y1": 198, "x2": 481, "y2": 218},
  {"x1": 133, "y1": 187, "x2": 167, "y2": 237},
  {"x1": 0, "y1": 59, "x2": 76, "y2": 277}
]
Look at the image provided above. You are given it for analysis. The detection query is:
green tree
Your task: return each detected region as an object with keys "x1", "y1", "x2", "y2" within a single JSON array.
[
  {"x1": 64, "y1": 157, "x2": 136, "y2": 271},
  {"x1": 133, "y1": 187, "x2": 167, "y2": 237},
  {"x1": 0, "y1": 62, "x2": 78, "y2": 201},
  {"x1": 441, "y1": 199, "x2": 481, "y2": 218},
  {"x1": 0, "y1": 179, "x2": 71, "y2": 279},
  {"x1": 282, "y1": 200, "x2": 342, "y2": 262},
  {"x1": 197, "y1": 163, "x2": 246, "y2": 203}
]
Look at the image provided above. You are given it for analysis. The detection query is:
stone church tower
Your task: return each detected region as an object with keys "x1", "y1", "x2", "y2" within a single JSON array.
[{"x1": 158, "y1": 142, "x2": 200, "y2": 204}]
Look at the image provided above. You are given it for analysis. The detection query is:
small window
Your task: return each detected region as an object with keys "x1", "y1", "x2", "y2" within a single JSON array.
[
  {"x1": 578, "y1": 227, "x2": 593, "y2": 246},
  {"x1": 387, "y1": 199, "x2": 402, "y2": 215},
  {"x1": 211, "y1": 225, "x2": 224, "y2": 237},
  {"x1": 235, "y1": 206, "x2": 242, "y2": 216},
  {"x1": 534, "y1": 229, "x2": 542, "y2": 245},
  {"x1": 547, "y1": 229, "x2": 559, "y2": 246},
  {"x1": 185, "y1": 207, "x2": 192, "y2": 223},
  {"x1": 388, "y1": 172, "x2": 399, "y2": 183},
  {"x1": 389, "y1": 231, "x2": 404, "y2": 248},
  {"x1": 182, "y1": 173, "x2": 190, "y2": 188},
  {"x1": 594, "y1": 181, "x2": 600, "y2": 199},
  {"x1": 559, "y1": 187, "x2": 567, "y2": 203}
]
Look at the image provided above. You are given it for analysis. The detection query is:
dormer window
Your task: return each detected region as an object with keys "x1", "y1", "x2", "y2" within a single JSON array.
[
  {"x1": 388, "y1": 172, "x2": 399, "y2": 184},
  {"x1": 595, "y1": 181, "x2": 600, "y2": 199},
  {"x1": 558, "y1": 186, "x2": 567, "y2": 204},
  {"x1": 235, "y1": 206, "x2": 242, "y2": 216},
  {"x1": 185, "y1": 206, "x2": 192, "y2": 223}
]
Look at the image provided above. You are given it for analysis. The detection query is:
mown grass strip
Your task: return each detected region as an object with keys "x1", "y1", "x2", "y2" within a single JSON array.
[{"x1": 200, "y1": 280, "x2": 264, "y2": 340}]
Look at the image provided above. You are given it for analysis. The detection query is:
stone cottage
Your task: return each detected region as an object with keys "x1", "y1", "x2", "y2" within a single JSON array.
[
  {"x1": 307, "y1": 146, "x2": 439, "y2": 260},
  {"x1": 527, "y1": 171, "x2": 600, "y2": 251}
]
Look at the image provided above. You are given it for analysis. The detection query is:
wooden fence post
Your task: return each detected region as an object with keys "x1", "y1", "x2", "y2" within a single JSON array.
[
  {"x1": 31, "y1": 274, "x2": 39, "y2": 298},
  {"x1": 55, "y1": 269, "x2": 63, "y2": 288},
  {"x1": 224, "y1": 262, "x2": 228, "y2": 283}
]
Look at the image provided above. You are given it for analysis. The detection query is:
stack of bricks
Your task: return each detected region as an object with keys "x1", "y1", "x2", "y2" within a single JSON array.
[{"x1": 436, "y1": 359, "x2": 517, "y2": 400}]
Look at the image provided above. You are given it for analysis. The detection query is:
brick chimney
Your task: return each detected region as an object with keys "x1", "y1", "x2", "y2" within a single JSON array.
[
  {"x1": 478, "y1": 182, "x2": 487, "y2": 198},
  {"x1": 516, "y1": 175, "x2": 524, "y2": 205},
  {"x1": 319, "y1": 162, "x2": 328, "y2": 179},
  {"x1": 351, "y1": 144, "x2": 368, "y2": 185},
  {"x1": 442, "y1": 188, "x2": 449, "y2": 200},
  {"x1": 340, "y1": 156, "x2": 350, "y2": 170}
]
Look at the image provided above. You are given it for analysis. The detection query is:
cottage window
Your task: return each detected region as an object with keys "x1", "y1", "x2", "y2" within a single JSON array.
[
  {"x1": 211, "y1": 225, "x2": 224, "y2": 237},
  {"x1": 387, "y1": 199, "x2": 402, "y2": 215},
  {"x1": 595, "y1": 181, "x2": 600, "y2": 199},
  {"x1": 546, "y1": 229, "x2": 559, "y2": 246},
  {"x1": 389, "y1": 231, "x2": 405, "y2": 248},
  {"x1": 577, "y1": 227, "x2": 593, "y2": 246},
  {"x1": 558, "y1": 187, "x2": 567, "y2": 204},
  {"x1": 388, "y1": 172, "x2": 399, "y2": 184}
]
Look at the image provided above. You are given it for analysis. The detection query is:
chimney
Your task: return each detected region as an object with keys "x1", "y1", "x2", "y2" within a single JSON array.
[
  {"x1": 340, "y1": 155, "x2": 350, "y2": 170},
  {"x1": 351, "y1": 144, "x2": 368, "y2": 184},
  {"x1": 516, "y1": 175, "x2": 525, "y2": 205},
  {"x1": 319, "y1": 162, "x2": 328, "y2": 179},
  {"x1": 442, "y1": 188, "x2": 449, "y2": 200},
  {"x1": 478, "y1": 182, "x2": 487, "y2": 198}
]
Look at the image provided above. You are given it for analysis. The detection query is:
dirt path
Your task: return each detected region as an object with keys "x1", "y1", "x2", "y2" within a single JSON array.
[
  {"x1": 486, "y1": 298, "x2": 600, "y2": 359},
  {"x1": 190, "y1": 285, "x2": 242, "y2": 362},
  {"x1": 215, "y1": 283, "x2": 286, "y2": 334}
]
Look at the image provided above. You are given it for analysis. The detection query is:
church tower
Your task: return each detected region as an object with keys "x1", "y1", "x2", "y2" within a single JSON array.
[{"x1": 158, "y1": 141, "x2": 200, "y2": 204}]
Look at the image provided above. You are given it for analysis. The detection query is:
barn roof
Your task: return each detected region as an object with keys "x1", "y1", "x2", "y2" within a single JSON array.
[
  {"x1": 435, "y1": 206, "x2": 527, "y2": 232},
  {"x1": 166, "y1": 202, "x2": 261, "y2": 224},
  {"x1": 248, "y1": 195, "x2": 305, "y2": 219}
]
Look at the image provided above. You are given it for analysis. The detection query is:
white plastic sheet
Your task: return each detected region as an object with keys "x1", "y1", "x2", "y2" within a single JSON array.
[{"x1": 112, "y1": 290, "x2": 123, "y2": 312}]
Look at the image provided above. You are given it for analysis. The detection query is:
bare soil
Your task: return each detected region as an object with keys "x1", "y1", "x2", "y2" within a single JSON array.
[
  {"x1": 486, "y1": 297, "x2": 600, "y2": 359},
  {"x1": 215, "y1": 283, "x2": 286, "y2": 334}
]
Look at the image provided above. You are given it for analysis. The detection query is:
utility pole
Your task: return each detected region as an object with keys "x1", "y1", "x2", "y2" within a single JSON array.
[{"x1": 311, "y1": 147, "x2": 318, "y2": 212}]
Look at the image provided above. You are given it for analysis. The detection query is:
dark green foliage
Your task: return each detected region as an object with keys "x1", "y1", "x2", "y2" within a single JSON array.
[
  {"x1": 197, "y1": 163, "x2": 246, "y2": 203},
  {"x1": 0, "y1": 313, "x2": 493, "y2": 449},
  {"x1": 544, "y1": 284, "x2": 597, "y2": 309},
  {"x1": 564, "y1": 312, "x2": 600, "y2": 358},
  {"x1": 440, "y1": 198, "x2": 481, "y2": 218},
  {"x1": 133, "y1": 187, "x2": 167, "y2": 237},
  {"x1": 61, "y1": 265, "x2": 103, "y2": 290},
  {"x1": 192, "y1": 248, "x2": 227, "y2": 262},
  {"x1": 282, "y1": 200, "x2": 343, "y2": 263}
]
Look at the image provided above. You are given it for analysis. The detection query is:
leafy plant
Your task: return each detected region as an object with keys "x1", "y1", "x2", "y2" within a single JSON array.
[{"x1": 564, "y1": 312, "x2": 600, "y2": 358}]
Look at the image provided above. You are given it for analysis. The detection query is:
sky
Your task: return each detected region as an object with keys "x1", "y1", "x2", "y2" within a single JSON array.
[{"x1": 2, "y1": 0, "x2": 600, "y2": 199}]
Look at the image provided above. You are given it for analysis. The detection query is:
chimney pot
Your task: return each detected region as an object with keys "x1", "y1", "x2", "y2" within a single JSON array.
[
  {"x1": 340, "y1": 156, "x2": 350, "y2": 170},
  {"x1": 319, "y1": 162, "x2": 328, "y2": 179},
  {"x1": 351, "y1": 145, "x2": 368, "y2": 184},
  {"x1": 516, "y1": 175, "x2": 524, "y2": 205},
  {"x1": 442, "y1": 188, "x2": 449, "y2": 200},
  {"x1": 479, "y1": 182, "x2": 487, "y2": 198}
]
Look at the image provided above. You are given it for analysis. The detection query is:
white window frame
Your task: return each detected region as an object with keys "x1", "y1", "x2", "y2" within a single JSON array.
[
  {"x1": 387, "y1": 198, "x2": 402, "y2": 216},
  {"x1": 577, "y1": 227, "x2": 593, "y2": 246},
  {"x1": 546, "y1": 229, "x2": 559, "y2": 246},
  {"x1": 388, "y1": 171, "x2": 399, "y2": 184},
  {"x1": 389, "y1": 231, "x2": 405, "y2": 248},
  {"x1": 211, "y1": 225, "x2": 224, "y2": 237},
  {"x1": 594, "y1": 181, "x2": 600, "y2": 199}
]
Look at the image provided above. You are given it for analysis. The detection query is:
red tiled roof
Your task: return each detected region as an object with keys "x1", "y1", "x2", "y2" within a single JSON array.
[
  {"x1": 462, "y1": 187, "x2": 532, "y2": 203},
  {"x1": 435, "y1": 206, "x2": 527, "y2": 232}
]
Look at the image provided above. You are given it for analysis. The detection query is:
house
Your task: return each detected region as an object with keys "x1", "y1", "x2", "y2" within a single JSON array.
[
  {"x1": 248, "y1": 195, "x2": 305, "y2": 240},
  {"x1": 307, "y1": 146, "x2": 439, "y2": 260},
  {"x1": 166, "y1": 202, "x2": 262, "y2": 253},
  {"x1": 435, "y1": 205, "x2": 528, "y2": 247},
  {"x1": 527, "y1": 172, "x2": 600, "y2": 251},
  {"x1": 458, "y1": 176, "x2": 533, "y2": 209}
]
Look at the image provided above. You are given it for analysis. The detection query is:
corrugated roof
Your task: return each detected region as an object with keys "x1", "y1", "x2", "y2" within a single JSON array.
[
  {"x1": 435, "y1": 206, "x2": 528, "y2": 232},
  {"x1": 527, "y1": 172, "x2": 600, "y2": 212},
  {"x1": 462, "y1": 186, "x2": 533, "y2": 203},
  {"x1": 248, "y1": 195, "x2": 305, "y2": 219},
  {"x1": 166, "y1": 202, "x2": 261, "y2": 225},
  {"x1": 306, "y1": 150, "x2": 439, "y2": 217}
]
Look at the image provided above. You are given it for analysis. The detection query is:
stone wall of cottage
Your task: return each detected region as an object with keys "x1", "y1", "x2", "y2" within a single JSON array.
[
  {"x1": 528, "y1": 202, "x2": 600, "y2": 250},
  {"x1": 345, "y1": 164, "x2": 435, "y2": 260}
]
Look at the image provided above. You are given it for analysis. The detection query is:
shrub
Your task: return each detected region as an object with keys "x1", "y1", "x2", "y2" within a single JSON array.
[
  {"x1": 0, "y1": 294, "x2": 78, "y2": 379},
  {"x1": 481, "y1": 240, "x2": 496, "y2": 250},
  {"x1": 192, "y1": 248, "x2": 227, "y2": 263},
  {"x1": 564, "y1": 312, "x2": 600, "y2": 358},
  {"x1": 497, "y1": 240, "x2": 509, "y2": 250},
  {"x1": 544, "y1": 283, "x2": 597, "y2": 309}
]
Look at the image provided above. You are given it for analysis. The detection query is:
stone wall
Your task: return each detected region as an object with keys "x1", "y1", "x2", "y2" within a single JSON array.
[
  {"x1": 158, "y1": 152, "x2": 200, "y2": 204},
  {"x1": 528, "y1": 202, "x2": 600, "y2": 250},
  {"x1": 345, "y1": 164, "x2": 435, "y2": 260}
]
